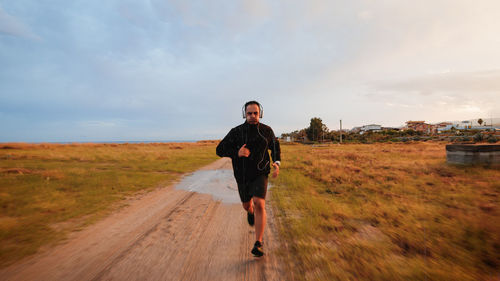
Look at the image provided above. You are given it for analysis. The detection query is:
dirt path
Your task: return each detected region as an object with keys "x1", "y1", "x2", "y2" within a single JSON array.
[{"x1": 0, "y1": 158, "x2": 287, "y2": 281}]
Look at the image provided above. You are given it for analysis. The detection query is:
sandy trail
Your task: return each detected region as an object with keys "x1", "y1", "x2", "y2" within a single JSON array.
[{"x1": 0, "y1": 158, "x2": 286, "y2": 281}]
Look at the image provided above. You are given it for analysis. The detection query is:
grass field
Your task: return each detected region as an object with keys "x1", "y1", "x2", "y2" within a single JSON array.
[
  {"x1": 270, "y1": 142, "x2": 499, "y2": 281},
  {"x1": 1, "y1": 141, "x2": 499, "y2": 280},
  {"x1": 0, "y1": 141, "x2": 218, "y2": 267}
]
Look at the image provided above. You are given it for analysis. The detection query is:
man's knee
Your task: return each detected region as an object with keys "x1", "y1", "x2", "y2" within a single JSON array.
[{"x1": 253, "y1": 197, "x2": 265, "y2": 211}]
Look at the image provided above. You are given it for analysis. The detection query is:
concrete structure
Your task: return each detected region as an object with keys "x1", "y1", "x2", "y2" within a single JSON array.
[{"x1": 446, "y1": 144, "x2": 500, "y2": 165}]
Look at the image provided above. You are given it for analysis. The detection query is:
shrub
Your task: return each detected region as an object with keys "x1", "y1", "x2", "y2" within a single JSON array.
[
  {"x1": 473, "y1": 133, "x2": 483, "y2": 142},
  {"x1": 487, "y1": 135, "x2": 498, "y2": 143}
]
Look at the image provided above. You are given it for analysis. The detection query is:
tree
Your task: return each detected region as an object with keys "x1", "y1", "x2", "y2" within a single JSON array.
[
  {"x1": 478, "y1": 118, "x2": 483, "y2": 126},
  {"x1": 306, "y1": 117, "x2": 328, "y2": 142},
  {"x1": 296, "y1": 129, "x2": 307, "y2": 141}
]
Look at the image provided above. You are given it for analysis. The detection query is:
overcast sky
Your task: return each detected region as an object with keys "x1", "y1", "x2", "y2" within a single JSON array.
[{"x1": 1, "y1": 0, "x2": 499, "y2": 142}]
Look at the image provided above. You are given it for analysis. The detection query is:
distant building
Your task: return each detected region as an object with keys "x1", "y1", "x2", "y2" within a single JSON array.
[
  {"x1": 350, "y1": 126, "x2": 362, "y2": 133},
  {"x1": 436, "y1": 120, "x2": 500, "y2": 132},
  {"x1": 433, "y1": 119, "x2": 500, "y2": 133},
  {"x1": 404, "y1": 121, "x2": 432, "y2": 133},
  {"x1": 435, "y1": 122, "x2": 453, "y2": 133},
  {"x1": 459, "y1": 120, "x2": 473, "y2": 129},
  {"x1": 360, "y1": 124, "x2": 382, "y2": 134},
  {"x1": 381, "y1": 127, "x2": 400, "y2": 131}
]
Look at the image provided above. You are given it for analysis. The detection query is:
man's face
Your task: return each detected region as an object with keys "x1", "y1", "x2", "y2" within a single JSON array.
[{"x1": 245, "y1": 104, "x2": 260, "y2": 124}]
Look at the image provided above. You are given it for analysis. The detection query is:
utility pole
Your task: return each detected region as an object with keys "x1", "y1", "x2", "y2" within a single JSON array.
[
  {"x1": 340, "y1": 119, "x2": 343, "y2": 144},
  {"x1": 491, "y1": 113, "x2": 493, "y2": 130}
]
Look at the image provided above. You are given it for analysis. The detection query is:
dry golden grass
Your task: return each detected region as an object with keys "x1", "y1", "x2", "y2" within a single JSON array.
[
  {"x1": 0, "y1": 141, "x2": 218, "y2": 267},
  {"x1": 271, "y1": 142, "x2": 499, "y2": 281}
]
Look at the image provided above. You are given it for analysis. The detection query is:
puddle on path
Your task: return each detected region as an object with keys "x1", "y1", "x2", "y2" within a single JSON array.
[
  {"x1": 174, "y1": 169, "x2": 272, "y2": 204},
  {"x1": 175, "y1": 169, "x2": 240, "y2": 204}
]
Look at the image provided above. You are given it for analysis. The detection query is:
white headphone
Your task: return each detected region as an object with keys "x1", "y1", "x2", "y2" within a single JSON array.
[{"x1": 242, "y1": 101, "x2": 263, "y2": 119}]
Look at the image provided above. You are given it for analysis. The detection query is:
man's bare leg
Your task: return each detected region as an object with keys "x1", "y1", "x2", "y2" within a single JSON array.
[
  {"x1": 252, "y1": 197, "x2": 266, "y2": 242},
  {"x1": 242, "y1": 201, "x2": 254, "y2": 214}
]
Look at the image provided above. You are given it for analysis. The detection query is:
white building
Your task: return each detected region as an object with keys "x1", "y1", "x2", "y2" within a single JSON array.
[
  {"x1": 360, "y1": 124, "x2": 382, "y2": 134},
  {"x1": 436, "y1": 119, "x2": 500, "y2": 132}
]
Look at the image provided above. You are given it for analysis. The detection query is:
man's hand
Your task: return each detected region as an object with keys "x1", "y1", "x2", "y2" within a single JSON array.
[
  {"x1": 238, "y1": 144, "x2": 250, "y2": 158},
  {"x1": 272, "y1": 162, "x2": 280, "y2": 178}
]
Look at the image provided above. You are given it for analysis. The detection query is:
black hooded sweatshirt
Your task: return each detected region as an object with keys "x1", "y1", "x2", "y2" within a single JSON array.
[{"x1": 216, "y1": 122, "x2": 281, "y2": 184}]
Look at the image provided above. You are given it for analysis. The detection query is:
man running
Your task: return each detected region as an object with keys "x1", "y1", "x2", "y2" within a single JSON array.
[{"x1": 216, "y1": 100, "x2": 281, "y2": 257}]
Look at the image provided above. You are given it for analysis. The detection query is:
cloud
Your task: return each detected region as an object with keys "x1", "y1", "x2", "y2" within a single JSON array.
[
  {"x1": 2, "y1": 0, "x2": 500, "y2": 141},
  {"x1": 372, "y1": 69, "x2": 500, "y2": 94},
  {"x1": 362, "y1": 69, "x2": 500, "y2": 124},
  {"x1": 0, "y1": 5, "x2": 40, "y2": 40},
  {"x1": 78, "y1": 120, "x2": 118, "y2": 128},
  {"x1": 357, "y1": 10, "x2": 373, "y2": 21}
]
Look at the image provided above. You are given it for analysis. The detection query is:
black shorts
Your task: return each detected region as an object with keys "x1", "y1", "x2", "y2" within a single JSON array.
[{"x1": 237, "y1": 174, "x2": 268, "y2": 203}]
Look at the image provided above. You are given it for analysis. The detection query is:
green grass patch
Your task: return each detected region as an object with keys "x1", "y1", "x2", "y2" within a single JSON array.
[
  {"x1": 0, "y1": 142, "x2": 218, "y2": 267},
  {"x1": 270, "y1": 142, "x2": 499, "y2": 281}
]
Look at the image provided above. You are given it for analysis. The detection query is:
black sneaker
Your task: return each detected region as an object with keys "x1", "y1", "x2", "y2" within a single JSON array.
[
  {"x1": 247, "y1": 211, "x2": 255, "y2": 226},
  {"x1": 251, "y1": 241, "x2": 264, "y2": 257}
]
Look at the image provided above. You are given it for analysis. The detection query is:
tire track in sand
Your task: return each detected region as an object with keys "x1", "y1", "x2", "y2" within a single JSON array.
[{"x1": 0, "y1": 158, "x2": 287, "y2": 281}]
